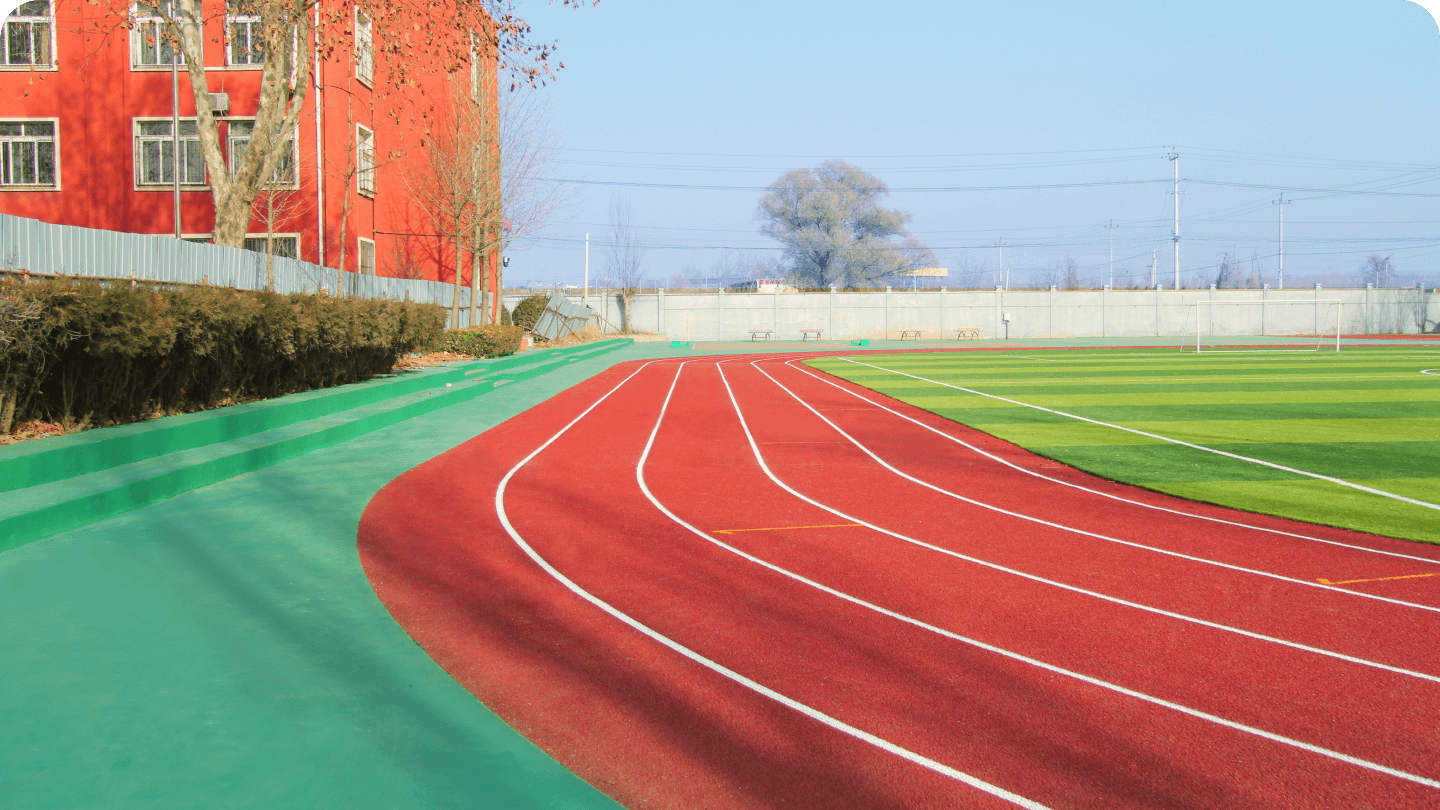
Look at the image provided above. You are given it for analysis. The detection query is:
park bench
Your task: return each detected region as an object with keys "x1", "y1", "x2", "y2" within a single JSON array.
[
  {"x1": 749, "y1": 329, "x2": 774, "y2": 341},
  {"x1": 800, "y1": 329, "x2": 824, "y2": 341},
  {"x1": 899, "y1": 329, "x2": 926, "y2": 340},
  {"x1": 955, "y1": 327, "x2": 982, "y2": 340}
]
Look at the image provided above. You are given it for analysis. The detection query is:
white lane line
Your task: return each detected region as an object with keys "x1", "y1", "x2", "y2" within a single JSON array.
[
  {"x1": 713, "y1": 361, "x2": 1440, "y2": 792},
  {"x1": 493, "y1": 361, "x2": 1051, "y2": 810},
  {"x1": 838, "y1": 357, "x2": 1440, "y2": 512},
  {"x1": 747, "y1": 362, "x2": 1440, "y2": 679},
  {"x1": 749, "y1": 360, "x2": 1440, "y2": 616},
  {"x1": 782, "y1": 359, "x2": 1440, "y2": 567},
  {"x1": 1423, "y1": 369, "x2": 1439, "y2": 376},
  {"x1": 707, "y1": 362, "x2": 1440, "y2": 680}
]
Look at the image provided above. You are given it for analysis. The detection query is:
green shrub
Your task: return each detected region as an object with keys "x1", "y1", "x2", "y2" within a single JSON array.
[
  {"x1": 511, "y1": 294, "x2": 548, "y2": 330},
  {"x1": 500, "y1": 304, "x2": 512, "y2": 326},
  {"x1": 0, "y1": 278, "x2": 445, "y2": 433},
  {"x1": 442, "y1": 324, "x2": 524, "y2": 358}
]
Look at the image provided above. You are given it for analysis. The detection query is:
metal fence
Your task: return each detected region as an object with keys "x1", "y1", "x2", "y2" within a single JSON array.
[{"x1": 0, "y1": 213, "x2": 482, "y2": 327}]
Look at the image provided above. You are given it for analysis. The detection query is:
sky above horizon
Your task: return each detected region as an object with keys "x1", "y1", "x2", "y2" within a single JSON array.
[{"x1": 500, "y1": 0, "x2": 1440, "y2": 288}]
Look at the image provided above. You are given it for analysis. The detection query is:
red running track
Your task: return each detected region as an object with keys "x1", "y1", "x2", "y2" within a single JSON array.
[{"x1": 358, "y1": 352, "x2": 1440, "y2": 809}]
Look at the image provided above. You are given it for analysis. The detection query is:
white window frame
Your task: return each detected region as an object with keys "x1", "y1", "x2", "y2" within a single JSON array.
[
  {"x1": 357, "y1": 236, "x2": 376, "y2": 275},
  {"x1": 1, "y1": 1, "x2": 56, "y2": 70},
  {"x1": 225, "y1": 0, "x2": 264, "y2": 67},
  {"x1": 243, "y1": 233, "x2": 301, "y2": 259},
  {"x1": 0, "y1": 117, "x2": 59, "y2": 190},
  {"x1": 134, "y1": 117, "x2": 207, "y2": 188},
  {"x1": 356, "y1": 124, "x2": 375, "y2": 196},
  {"x1": 227, "y1": 119, "x2": 298, "y2": 187},
  {"x1": 354, "y1": 8, "x2": 373, "y2": 86},
  {"x1": 131, "y1": 1, "x2": 190, "y2": 69}
]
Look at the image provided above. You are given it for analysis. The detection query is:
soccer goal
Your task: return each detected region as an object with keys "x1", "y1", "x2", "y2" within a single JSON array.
[{"x1": 1182, "y1": 298, "x2": 1343, "y2": 353}]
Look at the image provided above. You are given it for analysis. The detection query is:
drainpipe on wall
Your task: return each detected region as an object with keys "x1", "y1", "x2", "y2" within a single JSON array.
[{"x1": 314, "y1": 7, "x2": 325, "y2": 268}]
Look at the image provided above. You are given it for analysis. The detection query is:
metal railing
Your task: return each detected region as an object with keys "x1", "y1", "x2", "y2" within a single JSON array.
[{"x1": 0, "y1": 213, "x2": 482, "y2": 327}]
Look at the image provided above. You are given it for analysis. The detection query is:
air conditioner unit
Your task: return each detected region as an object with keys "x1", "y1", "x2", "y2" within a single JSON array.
[{"x1": 209, "y1": 93, "x2": 230, "y2": 113}]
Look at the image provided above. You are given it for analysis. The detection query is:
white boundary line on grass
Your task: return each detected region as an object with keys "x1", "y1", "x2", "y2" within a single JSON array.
[
  {"x1": 782, "y1": 359, "x2": 1440, "y2": 567},
  {"x1": 1423, "y1": 369, "x2": 1439, "y2": 376},
  {"x1": 837, "y1": 357, "x2": 1440, "y2": 512},
  {"x1": 642, "y1": 360, "x2": 1440, "y2": 684},
  {"x1": 710, "y1": 360, "x2": 1440, "y2": 792},
  {"x1": 493, "y1": 360, "x2": 1052, "y2": 810}
]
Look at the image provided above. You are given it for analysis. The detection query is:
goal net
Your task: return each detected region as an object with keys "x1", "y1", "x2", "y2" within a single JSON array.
[{"x1": 1182, "y1": 298, "x2": 1343, "y2": 353}]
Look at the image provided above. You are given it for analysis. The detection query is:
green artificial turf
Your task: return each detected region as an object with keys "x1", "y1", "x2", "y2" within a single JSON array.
[{"x1": 809, "y1": 347, "x2": 1440, "y2": 545}]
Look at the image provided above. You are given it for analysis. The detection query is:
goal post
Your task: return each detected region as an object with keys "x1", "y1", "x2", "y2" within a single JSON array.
[{"x1": 1182, "y1": 298, "x2": 1343, "y2": 353}]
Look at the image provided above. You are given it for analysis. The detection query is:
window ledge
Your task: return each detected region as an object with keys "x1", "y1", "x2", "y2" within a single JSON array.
[
  {"x1": 0, "y1": 65, "x2": 59, "y2": 72},
  {"x1": 358, "y1": 188, "x2": 376, "y2": 199},
  {"x1": 0, "y1": 185, "x2": 61, "y2": 192},
  {"x1": 135, "y1": 184, "x2": 212, "y2": 192}
]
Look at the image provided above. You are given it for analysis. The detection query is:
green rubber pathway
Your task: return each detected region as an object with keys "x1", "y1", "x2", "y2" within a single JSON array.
[{"x1": 0, "y1": 346, "x2": 702, "y2": 809}]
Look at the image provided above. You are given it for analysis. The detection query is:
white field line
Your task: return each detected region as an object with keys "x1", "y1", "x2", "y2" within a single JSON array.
[
  {"x1": 783, "y1": 360, "x2": 1440, "y2": 567},
  {"x1": 757, "y1": 360, "x2": 1440, "y2": 616},
  {"x1": 881, "y1": 374, "x2": 1434, "y2": 386},
  {"x1": 838, "y1": 357, "x2": 1440, "y2": 512},
  {"x1": 493, "y1": 361, "x2": 1051, "y2": 810},
  {"x1": 1423, "y1": 369, "x2": 1439, "y2": 376},
  {"x1": 714, "y1": 361, "x2": 1440, "y2": 792},
  {"x1": 726, "y1": 362, "x2": 1440, "y2": 680}
]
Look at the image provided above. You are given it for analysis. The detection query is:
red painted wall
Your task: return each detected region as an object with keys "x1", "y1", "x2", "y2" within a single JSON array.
[{"x1": 0, "y1": 1, "x2": 498, "y2": 297}]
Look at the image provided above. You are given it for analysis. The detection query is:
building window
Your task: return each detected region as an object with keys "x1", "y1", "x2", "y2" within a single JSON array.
[
  {"x1": 357, "y1": 237, "x2": 376, "y2": 274},
  {"x1": 355, "y1": 9, "x2": 372, "y2": 85},
  {"x1": 226, "y1": 0, "x2": 264, "y2": 66},
  {"x1": 243, "y1": 235, "x2": 299, "y2": 258},
  {"x1": 356, "y1": 124, "x2": 374, "y2": 194},
  {"x1": 228, "y1": 120, "x2": 296, "y2": 184},
  {"x1": 135, "y1": 119, "x2": 205, "y2": 186},
  {"x1": 0, "y1": 120, "x2": 57, "y2": 187},
  {"x1": 132, "y1": 1, "x2": 189, "y2": 67},
  {"x1": 2, "y1": 1, "x2": 54, "y2": 68}
]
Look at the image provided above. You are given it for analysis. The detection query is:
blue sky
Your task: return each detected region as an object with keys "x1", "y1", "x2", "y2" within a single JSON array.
[{"x1": 505, "y1": 0, "x2": 1440, "y2": 288}]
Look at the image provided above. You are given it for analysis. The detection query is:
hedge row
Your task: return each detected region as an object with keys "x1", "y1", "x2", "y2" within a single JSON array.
[
  {"x1": 0, "y1": 278, "x2": 445, "y2": 433},
  {"x1": 442, "y1": 324, "x2": 525, "y2": 358}
]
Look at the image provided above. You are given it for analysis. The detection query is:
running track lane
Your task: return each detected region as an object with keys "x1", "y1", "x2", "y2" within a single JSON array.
[
  {"x1": 708, "y1": 361, "x2": 1440, "y2": 780},
  {"x1": 359, "y1": 355, "x2": 1440, "y2": 808}
]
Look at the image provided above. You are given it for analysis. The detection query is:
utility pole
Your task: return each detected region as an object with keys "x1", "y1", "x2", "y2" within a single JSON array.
[
  {"x1": 996, "y1": 240, "x2": 1004, "y2": 289},
  {"x1": 583, "y1": 232, "x2": 589, "y2": 307},
  {"x1": 1169, "y1": 151, "x2": 1180, "y2": 289},
  {"x1": 1105, "y1": 220, "x2": 1117, "y2": 287},
  {"x1": 1273, "y1": 194, "x2": 1285, "y2": 289},
  {"x1": 1151, "y1": 249, "x2": 1157, "y2": 288}
]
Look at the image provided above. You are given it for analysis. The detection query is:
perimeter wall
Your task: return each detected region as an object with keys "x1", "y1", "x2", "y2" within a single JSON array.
[{"x1": 505, "y1": 286, "x2": 1438, "y2": 342}]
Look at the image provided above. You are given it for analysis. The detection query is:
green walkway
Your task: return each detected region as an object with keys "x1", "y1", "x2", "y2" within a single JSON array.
[{"x1": 0, "y1": 345, "x2": 694, "y2": 809}]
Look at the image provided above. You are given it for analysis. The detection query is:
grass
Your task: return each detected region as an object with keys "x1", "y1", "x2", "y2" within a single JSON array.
[{"x1": 807, "y1": 346, "x2": 1440, "y2": 544}]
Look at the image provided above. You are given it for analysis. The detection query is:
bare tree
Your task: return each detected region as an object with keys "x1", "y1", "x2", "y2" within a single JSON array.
[
  {"x1": 606, "y1": 195, "x2": 645, "y2": 331},
  {"x1": 1062, "y1": 256, "x2": 1081, "y2": 289},
  {"x1": 1363, "y1": 254, "x2": 1397, "y2": 287},
  {"x1": 404, "y1": 80, "x2": 489, "y2": 327},
  {"x1": 1214, "y1": 251, "x2": 1240, "y2": 288},
  {"x1": 951, "y1": 258, "x2": 988, "y2": 289},
  {"x1": 78, "y1": 0, "x2": 589, "y2": 249},
  {"x1": 1027, "y1": 263, "x2": 1059, "y2": 289},
  {"x1": 249, "y1": 145, "x2": 314, "y2": 290}
]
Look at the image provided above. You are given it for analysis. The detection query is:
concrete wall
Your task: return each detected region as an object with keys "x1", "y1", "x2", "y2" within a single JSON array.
[{"x1": 504, "y1": 286, "x2": 1439, "y2": 341}]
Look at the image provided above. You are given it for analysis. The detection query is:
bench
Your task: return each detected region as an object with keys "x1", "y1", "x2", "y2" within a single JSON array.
[
  {"x1": 955, "y1": 327, "x2": 982, "y2": 340},
  {"x1": 899, "y1": 329, "x2": 926, "y2": 341},
  {"x1": 748, "y1": 329, "x2": 774, "y2": 342},
  {"x1": 800, "y1": 329, "x2": 824, "y2": 341}
]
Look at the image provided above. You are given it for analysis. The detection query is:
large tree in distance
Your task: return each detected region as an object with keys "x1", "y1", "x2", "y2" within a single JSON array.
[
  {"x1": 758, "y1": 160, "x2": 937, "y2": 289},
  {"x1": 75, "y1": 0, "x2": 590, "y2": 250}
]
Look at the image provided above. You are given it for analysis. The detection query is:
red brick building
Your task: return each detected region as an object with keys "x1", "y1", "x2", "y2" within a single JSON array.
[{"x1": 0, "y1": 0, "x2": 501, "y2": 317}]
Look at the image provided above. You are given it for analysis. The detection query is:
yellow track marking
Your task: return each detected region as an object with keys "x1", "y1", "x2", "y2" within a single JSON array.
[
  {"x1": 1317, "y1": 572, "x2": 1440, "y2": 586},
  {"x1": 712, "y1": 523, "x2": 863, "y2": 535}
]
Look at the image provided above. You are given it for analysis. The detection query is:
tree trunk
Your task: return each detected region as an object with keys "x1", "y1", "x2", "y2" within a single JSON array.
[{"x1": 452, "y1": 230, "x2": 464, "y2": 329}]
